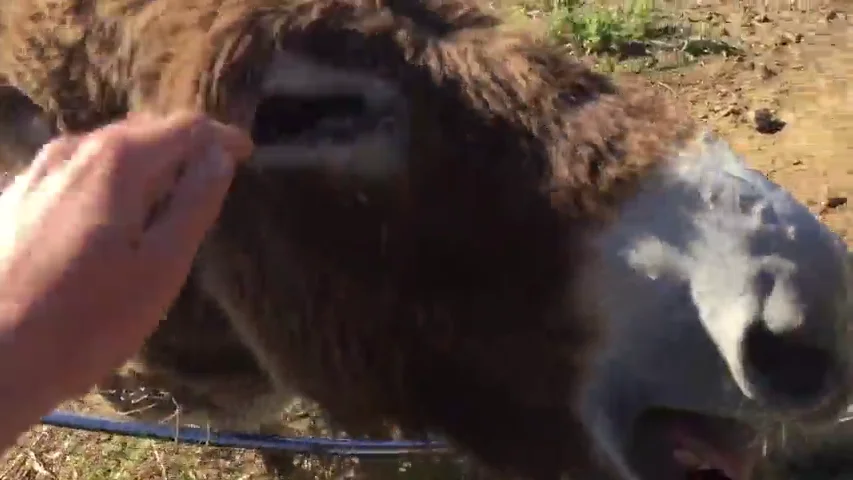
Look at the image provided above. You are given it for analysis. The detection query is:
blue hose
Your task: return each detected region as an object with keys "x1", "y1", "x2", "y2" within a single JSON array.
[{"x1": 41, "y1": 411, "x2": 450, "y2": 457}]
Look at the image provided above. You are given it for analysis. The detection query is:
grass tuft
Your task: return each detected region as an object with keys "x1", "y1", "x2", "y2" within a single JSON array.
[{"x1": 546, "y1": 0, "x2": 660, "y2": 55}]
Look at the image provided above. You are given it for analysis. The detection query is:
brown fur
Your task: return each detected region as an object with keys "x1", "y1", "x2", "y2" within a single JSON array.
[
  {"x1": 0, "y1": 0, "x2": 698, "y2": 477},
  {"x1": 97, "y1": 276, "x2": 285, "y2": 429},
  {"x1": 0, "y1": 81, "x2": 56, "y2": 175}
]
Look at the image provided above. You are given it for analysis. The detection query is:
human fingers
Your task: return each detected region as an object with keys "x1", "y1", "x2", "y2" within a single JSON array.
[
  {"x1": 139, "y1": 141, "x2": 237, "y2": 284},
  {"x1": 61, "y1": 112, "x2": 198, "y2": 186},
  {"x1": 60, "y1": 112, "x2": 251, "y2": 222},
  {"x1": 114, "y1": 111, "x2": 253, "y2": 174},
  {"x1": 125, "y1": 110, "x2": 254, "y2": 163},
  {"x1": 12, "y1": 135, "x2": 80, "y2": 192},
  {"x1": 0, "y1": 135, "x2": 79, "y2": 213},
  {"x1": 134, "y1": 113, "x2": 252, "y2": 214},
  {"x1": 127, "y1": 113, "x2": 252, "y2": 232},
  {"x1": 64, "y1": 112, "x2": 251, "y2": 183}
]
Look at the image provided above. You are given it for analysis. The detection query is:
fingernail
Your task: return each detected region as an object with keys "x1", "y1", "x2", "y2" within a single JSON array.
[
  {"x1": 209, "y1": 121, "x2": 254, "y2": 162},
  {"x1": 202, "y1": 143, "x2": 234, "y2": 179},
  {"x1": 126, "y1": 111, "x2": 155, "y2": 120},
  {"x1": 156, "y1": 111, "x2": 253, "y2": 161},
  {"x1": 125, "y1": 111, "x2": 161, "y2": 125}
]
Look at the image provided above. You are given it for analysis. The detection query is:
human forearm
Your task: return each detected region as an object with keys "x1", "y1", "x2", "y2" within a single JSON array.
[
  {"x1": 0, "y1": 301, "x2": 87, "y2": 449},
  {"x1": 0, "y1": 296, "x2": 137, "y2": 451}
]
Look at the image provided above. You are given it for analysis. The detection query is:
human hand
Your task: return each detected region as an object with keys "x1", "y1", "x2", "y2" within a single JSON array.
[{"x1": 0, "y1": 111, "x2": 253, "y2": 409}]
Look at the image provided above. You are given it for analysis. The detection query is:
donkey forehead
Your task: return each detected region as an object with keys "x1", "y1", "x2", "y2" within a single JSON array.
[{"x1": 599, "y1": 133, "x2": 846, "y2": 286}]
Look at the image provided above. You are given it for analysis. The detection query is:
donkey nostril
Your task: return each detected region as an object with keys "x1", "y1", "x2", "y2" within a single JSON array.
[{"x1": 742, "y1": 321, "x2": 835, "y2": 407}]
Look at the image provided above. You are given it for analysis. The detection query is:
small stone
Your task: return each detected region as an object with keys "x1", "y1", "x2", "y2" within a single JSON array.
[
  {"x1": 758, "y1": 64, "x2": 777, "y2": 80},
  {"x1": 776, "y1": 31, "x2": 803, "y2": 46},
  {"x1": 719, "y1": 105, "x2": 741, "y2": 117},
  {"x1": 819, "y1": 196, "x2": 848, "y2": 215},
  {"x1": 753, "y1": 108, "x2": 786, "y2": 134},
  {"x1": 825, "y1": 10, "x2": 845, "y2": 21},
  {"x1": 825, "y1": 196, "x2": 848, "y2": 210}
]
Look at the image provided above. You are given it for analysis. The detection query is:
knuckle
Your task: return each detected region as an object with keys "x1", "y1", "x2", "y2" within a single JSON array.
[
  {"x1": 35, "y1": 138, "x2": 66, "y2": 160},
  {"x1": 79, "y1": 127, "x2": 132, "y2": 160},
  {"x1": 43, "y1": 136, "x2": 69, "y2": 151},
  {"x1": 28, "y1": 135, "x2": 79, "y2": 173},
  {"x1": 171, "y1": 110, "x2": 209, "y2": 134},
  {"x1": 39, "y1": 135, "x2": 75, "y2": 155}
]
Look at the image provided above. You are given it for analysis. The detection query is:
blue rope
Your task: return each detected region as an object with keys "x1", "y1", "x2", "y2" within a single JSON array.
[{"x1": 41, "y1": 411, "x2": 450, "y2": 457}]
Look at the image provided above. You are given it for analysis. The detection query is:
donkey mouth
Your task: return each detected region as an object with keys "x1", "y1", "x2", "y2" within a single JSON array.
[{"x1": 629, "y1": 408, "x2": 761, "y2": 480}]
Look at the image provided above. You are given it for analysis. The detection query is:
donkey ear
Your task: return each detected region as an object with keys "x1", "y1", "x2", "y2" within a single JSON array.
[{"x1": 0, "y1": 83, "x2": 57, "y2": 174}]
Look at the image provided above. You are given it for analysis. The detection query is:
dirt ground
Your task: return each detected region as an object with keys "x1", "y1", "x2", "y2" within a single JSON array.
[
  {"x1": 659, "y1": 2, "x2": 853, "y2": 477},
  {"x1": 4, "y1": 0, "x2": 853, "y2": 478},
  {"x1": 651, "y1": 0, "x2": 853, "y2": 240}
]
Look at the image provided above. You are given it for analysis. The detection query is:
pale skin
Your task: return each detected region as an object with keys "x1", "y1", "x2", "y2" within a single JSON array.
[{"x1": 0, "y1": 111, "x2": 254, "y2": 451}]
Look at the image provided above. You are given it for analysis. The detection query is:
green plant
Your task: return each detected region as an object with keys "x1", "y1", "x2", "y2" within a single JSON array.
[{"x1": 547, "y1": 0, "x2": 659, "y2": 55}]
